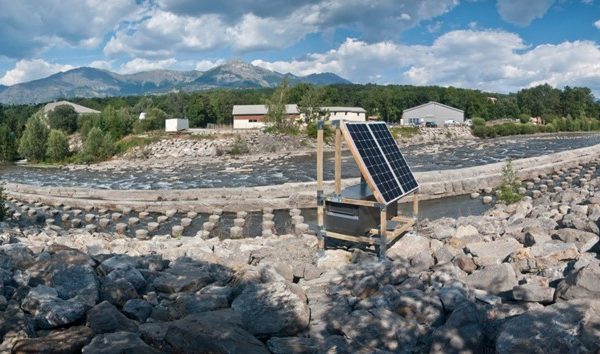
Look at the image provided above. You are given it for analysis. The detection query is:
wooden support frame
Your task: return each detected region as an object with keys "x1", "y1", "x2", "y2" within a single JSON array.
[{"x1": 316, "y1": 120, "x2": 420, "y2": 258}]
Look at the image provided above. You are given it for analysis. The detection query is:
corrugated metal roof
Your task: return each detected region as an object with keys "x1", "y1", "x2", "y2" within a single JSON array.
[
  {"x1": 402, "y1": 101, "x2": 463, "y2": 114},
  {"x1": 232, "y1": 104, "x2": 299, "y2": 115},
  {"x1": 323, "y1": 106, "x2": 366, "y2": 113},
  {"x1": 43, "y1": 100, "x2": 100, "y2": 114}
]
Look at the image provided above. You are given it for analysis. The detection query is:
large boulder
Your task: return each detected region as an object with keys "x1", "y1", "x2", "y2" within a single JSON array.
[
  {"x1": 341, "y1": 308, "x2": 421, "y2": 352},
  {"x1": 231, "y1": 281, "x2": 309, "y2": 337},
  {"x1": 86, "y1": 301, "x2": 138, "y2": 334},
  {"x1": 552, "y1": 228, "x2": 599, "y2": 253},
  {"x1": 496, "y1": 299, "x2": 600, "y2": 353},
  {"x1": 153, "y1": 262, "x2": 229, "y2": 294},
  {"x1": 82, "y1": 331, "x2": 160, "y2": 354},
  {"x1": 555, "y1": 263, "x2": 600, "y2": 301},
  {"x1": 429, "y1": 301, "x2": 487, "y2": 354},
  {"x1": 267, "y1": 337, "x2": 320, "y2": 354},
  {"x1": 465, "y1": 264, "x2": 518, "y2": 295},
  {"x1": 530, "y1": 240, "x2": 579, "y2": 267},
  {"x1": 21, "y1": 285, "x2": 87, "y2": 329},
  {"x1": 465, "y1": 238, "x2": 521, "y2": 262},
  {"x1": 163, "y1": 310, "x2": 270, "y2": 354},
  {"x1": 12, "y1": 326, "x2": 94, "y2": 354},
  {"x1": 100, "y1": 278, "x2": 138, "y2": 307},
  {"x1": 386, "y1": 234, "x2": 431, "y2": 261}
]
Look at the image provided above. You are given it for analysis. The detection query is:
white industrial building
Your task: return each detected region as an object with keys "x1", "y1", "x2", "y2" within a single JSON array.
[
  {"x1": 323, "y1": 107, "x2": 366, "y2": 122},
  {"x1": 232, "y1": 104, "x2": 366, "y2": 129},
  {"x1": 165, "y1": 118, "x2": 189, "y2": 132},
  {"x1": 401, "y1": 101, "x2": 464, "y2": 126}
]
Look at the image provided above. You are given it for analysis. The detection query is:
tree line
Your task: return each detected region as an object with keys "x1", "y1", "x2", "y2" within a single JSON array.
[{"x1": 0, "y1": 83, "x2": 599, "y2": 163}]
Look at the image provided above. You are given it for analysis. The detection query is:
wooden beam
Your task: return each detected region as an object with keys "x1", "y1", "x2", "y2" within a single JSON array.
[
  {"x1": 328, "y1": 197, "x2": 378, "y2": 207},
  {"x1": 317, "y1": 124, "x2": 324, "y2": 250},
  {"x1": 412, "y1": 192, "x2": 419, "y2": 218},
  {"x1": 317, "y1": 127, "x2": 324, "y2": 193},
  {"x1": 379, "y1": 208, "x2": 387, "y2": 258},
  {"x1": 335, "y1": 127, "x2": 342, "y2": 195},
  {"x1": 324, "y1": 231, "x2": 379, "y2": 245}
]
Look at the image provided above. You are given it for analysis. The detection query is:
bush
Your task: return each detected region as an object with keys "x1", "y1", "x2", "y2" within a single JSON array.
[
  {"x1": 48, "y1": 104, "x2": 78, "y2": 134},
  {"x1": 81, "y1": 127, "x2": 114, "y2": 163},
  {"x1": 18, "y1": 116, "x2": 49, "y2": 163},
  {"x1": 0, "y1": 184, "x2": 7, "y2": 221},
  {"x1": 228, "y1": 136, "x2": 250, "y2": 155},
  {"x1": 46, "y1": 129, "x2": 69, "y2": 162},
  {"x1": 390, "y1": 126, "x2": 419, "y2": 140},
  {"x1": 518, "y1": 114, "x2": 530, "y2": 124},
  {"x1": 472, "y1": 118, "x2": 486, "y2": 126},
  {"x1": 497, "y1": 159, "x2": 522, "y2": 204},
  {"x1": 0, "y1": 124, "x2": 17, "y2": 162},
  {"x1": 306, "y1": 121, "x2": 334, "y2": 141},
  {"x1": 114, "y1": 135, "x2": 160, "y2": 155}
]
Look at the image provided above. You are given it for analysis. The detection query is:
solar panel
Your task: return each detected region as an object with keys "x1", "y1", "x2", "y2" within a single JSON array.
[{"x1": 344, "y1": 122, "x2": 419, "y2": 204}]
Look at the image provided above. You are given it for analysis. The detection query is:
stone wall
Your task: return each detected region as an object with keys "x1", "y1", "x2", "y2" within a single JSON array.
[{"x1": 6, "y1": 143, "x2": 600, "y2": 213}]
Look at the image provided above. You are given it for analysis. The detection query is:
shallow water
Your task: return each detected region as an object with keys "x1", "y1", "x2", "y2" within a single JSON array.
[{"x1": 1, "y1": 132, "x2": 599, "y2": 190}]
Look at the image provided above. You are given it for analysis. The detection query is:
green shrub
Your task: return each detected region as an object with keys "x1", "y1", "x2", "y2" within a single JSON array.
[
  {"x1": 390, "y1": 126, "x2": 419, "y2": 140},
  {"x1": 518, "y1": 114, "x2": 530, "y2": 124},
  {"x1": 18, "y1": 116, "x2": 49, "y2": 163},
  {"x1": 0, "y1": 184, "x2": 7, "y2": 221},
  {"x1": 496, "y1": 159, "x2": 522, "y2": 204},
  {"x1": 46, "y1": 129, "x2": 69, "y2": 162},
  {"x1": 114, "y1": 135, "x2": 160, "y2": 155},
  {"x1": 472, "y1": 118, "x2": 486, "y2": 126},
  {"x1": 48, "y1": 104, "x2": 78, "y2": 134},
  {"x1": 0, "y1": 124, "x2": 17, "y2": 162},
  {"x1": 81, "y1": 127, "x2": 114, "y2": 163},
  {"x1": 306, "y1": 121, "x2": 334, "y2": 141},
  {"x1": 229, "y1": 136, "x2": 250, "y2": 155},
  {"x1": 472, "y1": 125, "x2": 487, "y2": 138},
  {"x1": 544, "y1": 123, "x2": 556, "y2": 133}
]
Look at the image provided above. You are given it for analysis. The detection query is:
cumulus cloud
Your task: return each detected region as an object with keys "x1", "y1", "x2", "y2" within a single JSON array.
[
  {"x1": 89, "y1": 60, "x2": 114, "y2": 71},
  {"x1": 105, "y1": 0, "x2": 460, "y2": 56},
  {"x1": 496, "y1": 0, "x2": 555, "y2": 26},
  {"x1": 0, "y1": 0, "x2": 140, "y2": 58},
  {"x1": 117, "y1": 58, "x2": 178, "y2": 74},
  {"x1": 0, "y1": 59, "x2": 74, "y2": 85},
  {"x1": 252, "y1": 30, "x2": 600, "y2": 95},
  {"x1": 594, "y1": 19, "x2": 600, "y2": 29},
  {"x1": 195, "y1": 59, "x2": 225, "y2": 71}
]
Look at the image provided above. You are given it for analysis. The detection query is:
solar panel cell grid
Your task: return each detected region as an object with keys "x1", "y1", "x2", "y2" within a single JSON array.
[{"x1": 345, "y1": 122, "x2": 418, "y2": 204}]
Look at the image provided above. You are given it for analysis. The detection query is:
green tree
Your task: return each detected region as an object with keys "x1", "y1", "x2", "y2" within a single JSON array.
[
  {"x1": 18, "y1": 116, "x2": 49, "y2": 162},
  {"x1": 134, "y1": 107, "x2": 168, "y2": 133},
  {"x1": 298, "y1": 86, "x2": 327, "y2": 124},
  {"x1": 0, "y1": 184, "x2": 7, "y2": 221},
  {"x1": 82, "y1": 127, "x2": 113, "y2": 163},
  {"x1": 46, "y1": 129, "x2": 69, "y2": 162},
  {"x1": 186, "y1": 94, "x2": 216, "y2": 127},
  {"x1": 265, "y1": 79, "x2": 291, "y2": 130},
  {"x1": 0, "y1": 124, "x2": 17, "y2": 161},
  {"x1": 47, "y1": 104, "x2": 78, "y2": 134}
]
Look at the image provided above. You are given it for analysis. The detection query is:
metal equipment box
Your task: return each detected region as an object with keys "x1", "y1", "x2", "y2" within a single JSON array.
[{"x1": 324, "y1": 182, "x2": 397, "y2": 236}]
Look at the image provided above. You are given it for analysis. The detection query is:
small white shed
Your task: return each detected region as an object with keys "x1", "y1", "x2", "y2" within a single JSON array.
[{"x1": 165, "y1": 118, "x2": 189, "y2": 132}]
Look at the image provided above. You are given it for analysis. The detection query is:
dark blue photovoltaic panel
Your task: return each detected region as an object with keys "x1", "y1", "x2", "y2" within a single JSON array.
[
  {"x1": 369, "y1": 123, "x2": 419, "y2": 193},
  {"x1": 345, "y1": 122, "x2": 418, "y2": 204}
]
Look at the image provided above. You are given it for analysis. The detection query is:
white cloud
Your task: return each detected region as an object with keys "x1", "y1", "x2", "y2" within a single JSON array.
[
  {"x1": 104, "y1": 0, "x2": 460, "y2": 57},
  {"x1": 253, "y1": 30, "x2": 600, "y2": 95},
  {"x1": 0, "y1": 0, "x2": 140, "y2": 58},
  {"x1": 195, "y1": 59, "x2": 225, "y2": 71},
  {"x1": 89, "y1": 60, "x2": 114, "y2": 71},
  {"x1": 0, "y1": 59, "x2": 74, "y2": 85},
  {"x1": 594, "y1": 19, "x2": 600, "y2": 29},
  {"x1": 117, "y1": 58, "x2": 178, "y2": 74},
  {"x1": 496, "y1": 0, "x2": 554, "y2": 26}
]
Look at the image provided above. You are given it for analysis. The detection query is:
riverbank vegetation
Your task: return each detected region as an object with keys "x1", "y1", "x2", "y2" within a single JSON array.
[{"x1": 0, "y1": 82, "x2": 598, "y2": 163}]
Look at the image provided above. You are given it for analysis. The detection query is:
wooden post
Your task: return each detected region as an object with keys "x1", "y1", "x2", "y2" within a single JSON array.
[
  {"x1": 379, "y1": 207, "x2": 387, "y2": 259},
  {"x1": 412, "y1": 192, "x2": 419, "y2": 219},
  {"x1": 335, "y1": 126, "x2": 342, "y2": 196},
  {"x1": 317, "y1": 122, "x2": 325, "y2": 249}
]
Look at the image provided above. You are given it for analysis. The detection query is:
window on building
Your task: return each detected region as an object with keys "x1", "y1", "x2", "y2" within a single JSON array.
[
  {"x1": 249, "y1": 119, "x2": 258, "y2": 123},
  {"x1": 408, "y1": 118, "x2": 421, "y2": 125}
]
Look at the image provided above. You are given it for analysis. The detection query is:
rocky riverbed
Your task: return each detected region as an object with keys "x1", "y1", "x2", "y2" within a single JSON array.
[{"x1": 0, "y1": 165, "x2": 599, "y2": 352}]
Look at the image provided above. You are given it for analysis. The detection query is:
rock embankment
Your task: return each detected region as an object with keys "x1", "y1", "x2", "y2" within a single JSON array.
[
  {"x1": 398, "y1": 126, "x2": 474, "y2": 145},
  {"x1": 1, "y1": 172, "x2": 600, "y2": 352}
]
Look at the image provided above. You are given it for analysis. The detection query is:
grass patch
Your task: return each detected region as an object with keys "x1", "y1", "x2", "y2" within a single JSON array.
[
  {"x1": 390, "y1": 126, "x2": 420, "y2": 139},
  {"x1": 114, "y1": 135, "x2": 160, "y2": 155}
]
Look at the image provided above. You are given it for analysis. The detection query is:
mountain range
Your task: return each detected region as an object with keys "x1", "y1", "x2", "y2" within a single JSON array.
[{"x1": 0, "y1": 60, "x2": 351, "y2": 105}]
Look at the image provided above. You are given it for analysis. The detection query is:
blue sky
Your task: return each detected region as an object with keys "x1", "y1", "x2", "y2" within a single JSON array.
[{"x1": 0, "y1": 0, "x2": 599, "y2": 95}]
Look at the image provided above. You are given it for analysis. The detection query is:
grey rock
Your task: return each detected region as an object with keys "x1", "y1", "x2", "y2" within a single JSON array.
[
  {"x1": 555, "y1": 263, "x2": 600, "y2": 300},
  {"x1": 496, "y1": 299, "x2": 600, "y2": 354},
  {"x1": 386, "y1": 234, "x2": 430, "y2": 261},
  {"x1": 98, "y1": 254, "x2": 139, "y2": 275},
  {"x1": 512, "y1": 284, "x2": 555, "y2": 303},
  {"x1": 465, "y1": 237, "x2": 521, "y2": 262},
  {"x1": 122, "y1": 299, "x2": 153, "y2": 322},
  {"x1": 530, "y1": 240, "x2": 579, "y2": 267},
  {"x1": 86, "y1": 301, "x2": 138, "y2": 334},
  {"x1": 430, "y1": 301, "x2": 486, "y2": 354},
  {"x1": 82, "y1": 331, "x2": 160, "y2": 354},
  {"x1": 170, "y1": 293, "x2": 229, "y2": 319},
  {"x1": 153, "y1": 265, "x2": 214, "y2": 294},
  {"x1": 552, "y1": 228, "x2": 599, "y2": 253},
  {"x1": 267, "y1": 337, "x2": 320, "y2": 354},
  {"x1": 100, "y1": 278, "x2": 138, "y2": 307},
  {"x1": 22, "y1": 285, "x2": 87, "y2": 329},
  {"x1": 12, "y1": 325, "x2": 94, "y2": 354},
  {"x1": 232, "y1": 281, "x2": 309, "y2": 336},
  {"x1": 105, "y1": 267, "x2": 146, "y2": 292},
  {"x1": 163, "y1": 310, "x2": 269, "y2": 354},
  {"x1": 465, "y1": 264, "x2": 518, "y2": 295}
]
